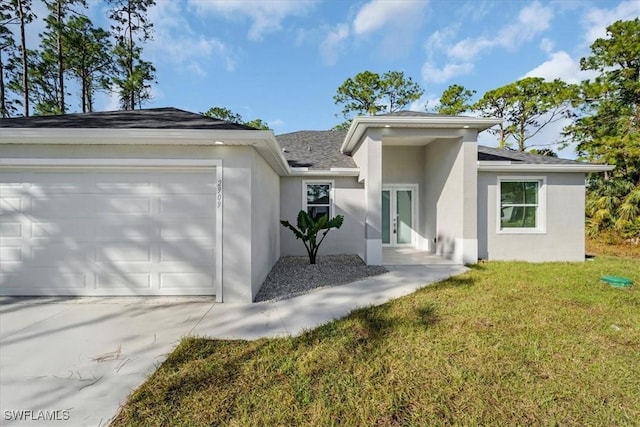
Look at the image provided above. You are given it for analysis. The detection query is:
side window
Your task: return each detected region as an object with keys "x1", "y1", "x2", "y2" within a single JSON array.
[
  {"x1": 304, "y1": 182, "x2": 332, "y2": 221},
  {"x1": 498, "y1": 178, "x2": 545, "y2": 233}
]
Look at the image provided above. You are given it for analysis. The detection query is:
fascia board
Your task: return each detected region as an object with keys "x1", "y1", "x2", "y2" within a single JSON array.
[
  {"x1": 477, "y1": 162, "x2": 615, "y2": 173},
  {"x1": 0, "y1": 128, "x2": 272, "y2": 144},
  {"x1": 341, "y1": 116, "x2": 502, "y2": 154}
]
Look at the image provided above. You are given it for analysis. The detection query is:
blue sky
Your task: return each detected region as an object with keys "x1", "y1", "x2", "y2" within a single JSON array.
[{"x1": 25, "y1": 0, "x2": 640, "y2": 150}]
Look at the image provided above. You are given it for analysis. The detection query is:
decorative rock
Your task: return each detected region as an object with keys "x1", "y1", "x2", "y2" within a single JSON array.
[{"x1": 255, "y1": 255, "x2": 388, "y2": 302}]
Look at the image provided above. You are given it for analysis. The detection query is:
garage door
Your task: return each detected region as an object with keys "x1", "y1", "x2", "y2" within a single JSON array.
[{"x1": 0, "y1": 167, "x2": 218, "y2": 296}]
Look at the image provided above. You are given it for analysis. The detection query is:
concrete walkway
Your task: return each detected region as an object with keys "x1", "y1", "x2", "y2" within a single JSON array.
[{"x1": 0, "y1": 264, "x2": 466, "y2": 426}]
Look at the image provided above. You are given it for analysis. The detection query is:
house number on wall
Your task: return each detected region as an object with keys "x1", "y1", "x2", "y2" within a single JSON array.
[{"x1": 217, "y1": 179, "x2": 223, "y2": 208}]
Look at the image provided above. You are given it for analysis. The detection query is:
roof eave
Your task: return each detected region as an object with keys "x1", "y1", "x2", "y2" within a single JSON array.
[
  {"x1": 341, "y1": 115, "x2": 502, "y2": 154},
  {"x1": 477, "y1": 162, "x2": 615, "y2": 173},
  {"x1": 1, "y1": 128, "x2": 292, "y2": 176},
  {"x1": 289, "y1": 168, "x2": 360, "y2": 177}
]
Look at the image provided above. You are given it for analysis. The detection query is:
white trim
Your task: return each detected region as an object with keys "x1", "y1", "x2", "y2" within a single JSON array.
[
  {"x1": 302, "y1": 180, "x2": 335, "y2": 219},
  {"x1": 381, "y1": 184, "x2": 419, "y2": 247},
  {"x1": 479, "y1": 162, "x2": 614, "y2": 173},
  {"x1": 0, "y1": 158, "x2": 225, "y2": 302},
  {"x1": 0, "y1": 158, "x2": 221, "y2": 168},
  {"x1": 496, "y1": 176, "x2": 546, "y2": 235}
]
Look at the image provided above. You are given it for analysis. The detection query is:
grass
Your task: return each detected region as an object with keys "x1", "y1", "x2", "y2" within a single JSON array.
[{"x1": 113, "y1": 257, "x2": 640, "y2": 426}]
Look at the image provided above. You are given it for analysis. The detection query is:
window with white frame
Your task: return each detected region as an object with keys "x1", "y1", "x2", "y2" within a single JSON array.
[
  {"x1": 498, "y1": 177, "x2": 545, "y2": 232},
  {"x1": 303, "y1": 181, "x2": 333, "y2": 221}
]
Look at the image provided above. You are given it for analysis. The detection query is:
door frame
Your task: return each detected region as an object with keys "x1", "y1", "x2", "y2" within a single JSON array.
[{"x1": 382, "y1": 184, "x2": 419, "y2": 247}]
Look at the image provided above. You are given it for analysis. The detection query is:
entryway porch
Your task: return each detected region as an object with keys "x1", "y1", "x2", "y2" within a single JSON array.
[{"x1": 382, "y1": 247, "x2": 460, "y2": 265}]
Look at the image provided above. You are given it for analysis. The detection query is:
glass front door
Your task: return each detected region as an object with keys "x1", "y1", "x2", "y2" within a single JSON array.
[{"x1": 382, "y1": 186, "x2": 416, "y2": 246}]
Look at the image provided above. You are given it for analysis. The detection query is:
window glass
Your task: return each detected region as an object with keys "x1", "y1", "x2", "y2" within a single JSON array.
[
  {"x1": 499, "y1": 180, "x2": 540, "y2": 230},
  {"x1": 305, "y1": 183, "x2": 331, "y2": 221},
  {"x1": 307, "y1": 184, "x2": 330, "y2": 205}
]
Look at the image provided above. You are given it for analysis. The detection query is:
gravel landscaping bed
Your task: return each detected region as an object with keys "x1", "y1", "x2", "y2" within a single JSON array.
[{"x1": 255, "y1": 255, "x2": 388, "y2": 302}]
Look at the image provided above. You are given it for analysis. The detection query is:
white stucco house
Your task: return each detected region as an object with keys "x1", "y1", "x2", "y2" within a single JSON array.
[{"x1": 0, "y1": 108, "x2": 613, "y2": 302}]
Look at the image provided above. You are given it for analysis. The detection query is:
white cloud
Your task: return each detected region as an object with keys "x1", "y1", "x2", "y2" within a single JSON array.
[
  {"x1": 352, "y1": 0, "x2": 428, "y2": 36},
  {"x1": 351, "y1": 0, "x2": 428, "y2": 57},
  {"x1": 425, "y1": 25, "x2": 459, "y2": 53},
  {"x1": 582, "y1": 0, "x2": 640, "y2": 44},
  {"x1": 146, "y1": 2, "x2": 235, "y2": 75},
  {"x1": 539, "y1": 38, "x2": 554, "y2": 54},
  {"x1": 320, "y1": 23, "x2": 350, "y2": 66},
  {"x1": 449, "y1": 1, "x2": 553, "y2": 61},
  {"x1": 524, "y1": 50, "x2": 597, "y2": 84},
  {"x1": 421, "y1": 61, "x2": 473, "y2": 83},
  {"x1": 188, "y1": 0, "x2": 318, "y2": 40}
]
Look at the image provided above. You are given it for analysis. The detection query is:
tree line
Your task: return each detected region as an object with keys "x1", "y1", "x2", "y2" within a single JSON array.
[
  {"x1": 1, "y1": 0, "x2": 156, "y2": 117},
  {"x1": 332, "y1": 19, "x2": 639, "y2": 239}
]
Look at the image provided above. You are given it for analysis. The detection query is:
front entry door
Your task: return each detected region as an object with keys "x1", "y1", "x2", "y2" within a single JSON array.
[{"x1": 382, "y1": 186, "x2": 416, "y2": 246}]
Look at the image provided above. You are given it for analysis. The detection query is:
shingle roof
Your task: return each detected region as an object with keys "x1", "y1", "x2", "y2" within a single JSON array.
[
  {"x1": 276, "y1": 130, "x2": 356, "y2": 169},
  {"x1": 275, "y1": 131, "x2": 586, "y2": 170},
  {"x1": 477, "y1": 145, "x2": 584, "y2": 165},
  {"x1": 0, "y1": 107, "x2": 257, "y2": 130}
]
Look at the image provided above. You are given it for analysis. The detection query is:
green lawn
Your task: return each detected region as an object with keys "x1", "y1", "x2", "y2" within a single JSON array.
[{"x1": 113, "y1": 257, "x2": 639, "y2": 426}]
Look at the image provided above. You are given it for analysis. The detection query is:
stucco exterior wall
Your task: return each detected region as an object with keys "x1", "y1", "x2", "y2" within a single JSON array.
[
  {"x1": 422, "y1": 133, "x2": 478, "y2": 263},
  {"x1": 279, "y1": 176, "x2": 365, "y2": 258},
  {"x1": 424, "y1": 139, "x2": 463, "y2": 257},
  {"x1": 0, "y1": 143, "x2": 279, "y2": 302},
  {"x1": 478, "y1": 171, "x2": 586, "y2": 261},
  {"x1": 250, "y1": 149, "x2": 280, "y2": 299}
]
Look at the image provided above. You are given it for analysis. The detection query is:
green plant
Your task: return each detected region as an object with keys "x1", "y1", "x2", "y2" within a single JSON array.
[{"x1": 281, "y1": 210, "x2": 344, "y2": 264}]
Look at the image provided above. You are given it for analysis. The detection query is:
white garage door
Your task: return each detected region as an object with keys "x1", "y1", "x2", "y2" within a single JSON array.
[{"x1": 0, "y1": 167, "x2": 218, "y2": 296}]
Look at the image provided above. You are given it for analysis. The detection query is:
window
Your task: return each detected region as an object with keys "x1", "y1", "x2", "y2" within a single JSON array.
[
  {"x1": 303, "y1": 181, "x2": 333, "y2": 221},
  {"x1": 498, "y1": 177, "x2": 545, "y2": 233}
]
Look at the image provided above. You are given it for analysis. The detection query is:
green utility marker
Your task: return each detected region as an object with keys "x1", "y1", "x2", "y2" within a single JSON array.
[{"x1": 600, "y1": 276, "x2": 634, "y2": 288}]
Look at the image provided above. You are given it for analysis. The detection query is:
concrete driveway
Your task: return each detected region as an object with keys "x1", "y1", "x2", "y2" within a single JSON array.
[{"x1": 0, "y1": 297, "x2": 215, "y2": 426}]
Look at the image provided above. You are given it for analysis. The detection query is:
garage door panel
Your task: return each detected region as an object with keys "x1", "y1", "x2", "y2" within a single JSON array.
[
  {"x1": 160, "y1": 195, "x2": 215, "y2": 215},
  {"x1": 97, "y1": 196, "x2": 152, "y2": 214},
  {"x1": 158, "y1": 172, "x2": 216, "y2": 194},
  {"x1": 160, "y1": 272, "x2": 214, "y2": 289},
  {"x1": 96, "y1": 273, "x2": 151, "y2": 290},
  {"x1": 32, "y1": 220, "x2": 95, "y2": 240},
  {"x1": 31, "y1": 243, "x2": 96, "y2": 265},
  {"x1": 28, "y1": 172, "x2": 94, "y2": 193},
  {"x1": 0, "y1": 222, "x2": 22, "y2": 237},
  {"x1": 99, "y1": 245, "x2": 151, "y2": 262},
  {"x1": 160, "y1": 244, "x2": 215, "y2": 264},
  {"x1": 0, "y1": 167, "x2": 218, "y2": 296},
  {"x1": 0, "y1": 246, "x2": 22, "y2": 262},
  {"x1": 96, "y1": 221, "x2": 156, "y2": 242},
  {"x1": 160, "y1": 221, "x2": 215, "y2": 241},
  {"x1": 0, "y1": 197, "x2": 22, "y2": 213},
  {"x1": 1, "y1": 271, "x2": 87, "y2": 290},
  {"x1": 32, "y1": 195, "x2": 96, "y2": 217}
]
